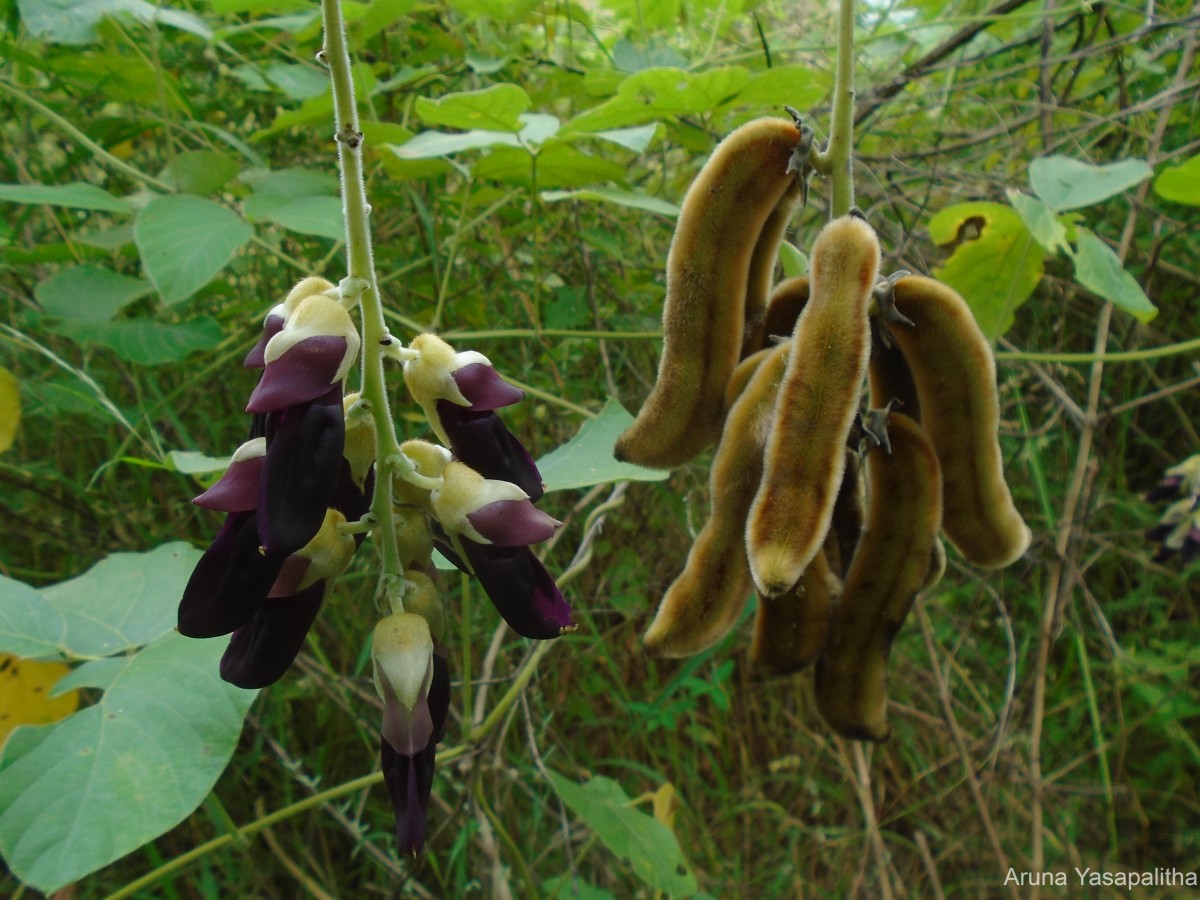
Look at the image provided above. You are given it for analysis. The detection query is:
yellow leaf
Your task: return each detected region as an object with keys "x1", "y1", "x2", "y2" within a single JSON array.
[
  {"x1": 0, "y1": 654, "x2": 79, "y2": 747},
  {"x1": 652, "y1": 782, "x2": 679, "y2": 831},
  {"x1": 0, "y1": 366, "x2": 19, "y2": 453}
]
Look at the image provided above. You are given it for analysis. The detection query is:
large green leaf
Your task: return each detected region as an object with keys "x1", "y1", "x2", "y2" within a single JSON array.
[
  {"x1": 927, "y1": 201, "x2": 1043, "y2": 340},
  {"x1": 724, "y1": 64, "x2": 830, "y2": 112},
  {"x1": 0, "y1": 632, "x2": 255, "y2": 893},
  {"x1": 134, "y1": 195, "x2": 254, "y2": 306},
  {"x1": 546, "y1": 771, "x2": 697, "y2": 897},
  {"x1": 536, "y1": 399, "x2": 670, "y2": 493},
  {"x1": 1069, "y1": 229, "x2": 1158, "y2": 322},
  {"x1": 44, "y1": 316, "x2": 225, "y2": 365},
  {"x1": 0, "y1": 182, "x2": 131, "y2": 213},
  {"x1": 158, "y1": 151, "x2": 241, "y2": 197},
  {"x1": 0, "y1": 543, "x2": 202, "y2": 661},
  {"x1": 474, "y1": 142, "x2": 626, "y2": 189},
  {"x1": 1153, "y1": 154, "x2": 1200, "y2": 206},
  {"x1": 564, "y1": 66, "x2": 752, "y2": 134},
  {"x1": 415, "y1": 84, "x2": 531, "y2": 133},
  {"x1": 35, "y1": 265, "x2": 154, "y2": 322},
  {"x1": 17, "y1": 0, "x2": 212, "y2": 45},
  {"x1": 1006, "y1": 191, "x2": 1068, "y2": 254},
  {"x1": 1029, "y1": 155, "x2": 1152, "y2": 212},
  {"x1": 247, "y1": 195, "x2": 345, "y2": 240}
]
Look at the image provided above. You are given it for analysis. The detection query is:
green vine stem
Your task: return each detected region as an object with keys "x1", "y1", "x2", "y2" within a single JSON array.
[
  {"x1": 818, "y1": 0, "x2": 858, "y2": 216},
  {"x1": 320, "y1": 0, "x2": 408, "y2": 604}
]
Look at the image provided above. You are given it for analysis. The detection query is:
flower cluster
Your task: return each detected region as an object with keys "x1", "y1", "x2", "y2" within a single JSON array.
[
  {"x1": 178, "y1": 279, "x2": 569, "y2": 856},
  {"x1": 1145, "y1": 454, "x2": 1200, "y2": 562}
]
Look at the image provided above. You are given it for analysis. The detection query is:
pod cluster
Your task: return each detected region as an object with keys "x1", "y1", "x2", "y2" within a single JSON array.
[
  {"x1": 615, "y1": 116, "x2": 1031, "y2": 741},
  {"x1": 178, "y1": 278, "x2": 569, "y2": 854}
]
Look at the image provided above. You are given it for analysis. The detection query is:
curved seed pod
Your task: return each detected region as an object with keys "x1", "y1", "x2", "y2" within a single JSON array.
[
  {"x1": 825, "y1": 446, "x2": 866, "y2": 578},
  {"x1": 749, "y1": 548, "x2": 840, "y2": 677},
  {"x1": 759, "y1": 276, "x2": 810, "y2": 351},
  {"x1": 614, "y1": 117, "x2": 802, "y2": 469},
  {"x1": 724, "y1": 346, "x2": 775, "y2": 410},
  {"x1": 746, "y1": 215, "x2": 881, "y2": 597},
  {"x1": 815, "y1": 412, "x2": 943, "y2": 742},
  {"x1": 741, "y1": 183, "x2": 806, "y2": 357},
  {"x1": 868, "y1": 319, "x2": 921, "y2": 421},
  {"x1": 643, "y1": 342, "x2": 790, "y2": 657},
  {"x1": 886, "y1": 275, "x2": 1031, "y2": 567}
]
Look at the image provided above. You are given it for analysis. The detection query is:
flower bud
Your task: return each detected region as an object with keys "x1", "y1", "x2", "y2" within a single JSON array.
[
  {"x1": 402, "y1": 334, "x2": 523, "y2": 443},
  {"x1": 373, "y1": 612, "x2": 435, "y2": 756}
]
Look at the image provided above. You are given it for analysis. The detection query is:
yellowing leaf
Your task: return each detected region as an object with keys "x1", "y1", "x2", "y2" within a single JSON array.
[
  {"x1": 0, "y1": 654, "x2": 79, "y2": 746},
  {"x1": 0, "y1": 367, "x2": 20, "y2": 454}
]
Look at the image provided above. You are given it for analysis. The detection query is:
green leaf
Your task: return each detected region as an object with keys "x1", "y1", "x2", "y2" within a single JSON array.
[
  {"x1": 542, "y1": 188, "x2": 678, "y2": 218},
  {"x1": 158, "y1": 151, "x2": 241, "y2": 196},
  {"x1": 1069, "y1": 228, "x2": 1158, "y2": 322},
  {"x1": 579, "y1": 124, "x2": 658, "y2": 153},
  {"x1": 35, "y1": 265, "x2": 154, "y2": 322},
  {"x1": 18, "y1": 0, "x2": 212, "y2": 45},
  {"x1": 44, "y1": 316, "x2": 225, "y2": 365},
  {"x1": 536, "y1": 399, "x2": 670, "y2": 493},
  {"x1": 475, "y1": 142, "x2": 625, "y2": 189},
  {"x1": 726, "y1": 64, "x2": 830, "y2": 112},
  {"x1": 546, "y1": 771, "x2": 697, "y2": 896},
  {"x1": 0, "y1": 182, "x2": 131, "y2": 213},
  {"x1": 778, "y1": 241, "x2": 807, "y2": 279},
  {"x1": 415, "y1": 84, "x2": 531, "y2": 133},
  {"x1": 1153, "y1": 154, "x2": 1200, "y2": 206},
  {"x1": 166, "y1": 450, "x2": 231, "y2": 475},
  {"x1": 232, "y1": 62, "x2": 330, "y2": 100},
  {"x1": 135, "y1": 195, "x2": 254, "y2": 305},
  {"x1": 1006, "y1": 191, "x2": 1068, "y2": 254},
  {"x1": 239, "y1": 167, "x2": 339, "y2": 199},
  {"x1": 391, "y1": 129, "x2": 522, "y2": 159},
  {"x1": 928, "y1": 201, "x2": 1043, "y2": 340},
  {"x1": 249, "y1": 195, "x2": 345, "y2": 240},
  {"x1": 0, "y1": 543, "x2": 202, "y2": 661},
  {"x1": 1029, "y1": 155, "x2": 1152, "y2": 212},
  {"x1": 564, "y1": 66, "x2": 752, "y2": 134},
  {"x1": 0, "y1": 631, "x2": 255, "y2": 893}
]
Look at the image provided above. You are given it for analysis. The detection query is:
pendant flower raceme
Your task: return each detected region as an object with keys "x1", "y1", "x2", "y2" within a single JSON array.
[
  {"x1": 178, "y1": 284, "x2": 572, "y2": 859},
  {"x1": 1145, "y1": 454, "x2": 1200, "y2": 562}
]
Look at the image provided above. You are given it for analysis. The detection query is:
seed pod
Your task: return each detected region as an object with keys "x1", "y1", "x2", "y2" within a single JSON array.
[
  {"x1": 868, "y1": 318, "x2": 921, "y2": 421},
  {"x1": 815, "y1": 412, "x2": 943, "y2": 742},
  {"x1": 825, "y1": 446, "x2": 866, "y2": 578},
  {"x1": 643, "y1": 343, "x2": 789, "y2": 657},
  {"x1": 614, "y1": 117, "x2": 802, "y2": 469},
  {"x1": 742, "y1": 185, "x2": 806, "y2": 357},
  {"x1": 746, "y1": 215, "x2": 881, "y2": 597},
  {"x1": 885, "y1": 275, "x2": 1031, "y2": 568},
  {"x1": 749, "y1": 548, "x2": 840, "y2": 677},
  {"x1": 759, "y1": 276, "x2": 810, "y2": 351}
]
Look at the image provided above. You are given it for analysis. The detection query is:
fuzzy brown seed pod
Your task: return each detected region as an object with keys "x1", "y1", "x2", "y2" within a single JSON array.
[
  {"x1": 642, "y1": 342, "x2": 790, "y2": 657},
  {"x1": 741, "y1": 187, "x2": 806, "y2": 357},
  {"x1": 746, "y1": 215, "x2": 881, "y2": 597},
  {"x1": 748, "y1": 548, "x2": 840, "y2": 677},
  {"x1": 868, "y1": 319, "x2": 921, "y2": 421},
  {"x1": 825, "y1": 446, "x2": 866, "y2": 579},
  {"x1": 885, "y1": 275, "x2": 1031, "y2": 568},
  {"x1": 815, "y1": 412, "x2": 943, "y2": 742},
  {"x1": 614, "y1": 117, "x2": 802, "y2": 470},
  {"x1": 760, "y1": 276, "x2": 811, "y2": 352}
]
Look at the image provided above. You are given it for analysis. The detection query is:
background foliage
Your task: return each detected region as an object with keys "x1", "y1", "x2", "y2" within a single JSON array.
[{"x1": 1, "y1": 0, "x2": 1198, "y2": 896}]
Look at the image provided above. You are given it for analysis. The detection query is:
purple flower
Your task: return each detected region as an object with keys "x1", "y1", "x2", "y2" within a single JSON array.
[
  {"x1": 244, "y1": 277, "x2": 337, "y2": 369},
  {"x1": 1145, "y1": 455, "x2": 1200, "y2": 562},
  {"x1": 431, "y1": 461, "x2": 560, "y2": 548},
  {"x1": 246, "y1": 293, "x2": 359, "y2": 414}
]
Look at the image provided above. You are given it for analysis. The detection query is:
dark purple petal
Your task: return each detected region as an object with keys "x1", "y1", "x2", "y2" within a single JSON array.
[
  {"x1": 461, "y1": 541, "x2": 572, "y2": 639},
  {"x1": 1182, "y1": 529, "x2": 1200, "y2": 564},
  {"x1": 381, "y1": 736, "x2": 437, "y2": 857},
  {"x1": 451, "y1": 362, "x2": 524, "y2": 410},
  {"x1": 193, "y1": 455, "x2": 264, "y2": 513},
  {"x1": 436, "y1": 400, "x2": 543, "y2": 501},
  {"x1": 1145, "y1": 475, "x2": 1184, "y2": 503},
  {"x1": 258, "y1": 387, "x2": 345, "y2": 555},
  {"x1": 467, "y1": 499, "x2": 560, "y2": 547},
  {"x1": 246, "y1": 336, "x2": 349, "y2": 414},
  {"x1": 178, "y1": 513, "x2": 287, "y2": 638},
  {"x1": 381, "y1": 672, "x2": 435, "y2": 757},
  {"x1": 330, "y1": 458, "x2": 374, "y2": 534},
  {"x1": 244, "y1": 314, "x2": 285, "y2": 369},
  {"x1": 219, "y1": 581, "x2": 324, "y2": 689},
  {"x1": 268, "y1": 554, "x2": 313, "y2": 599}
]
